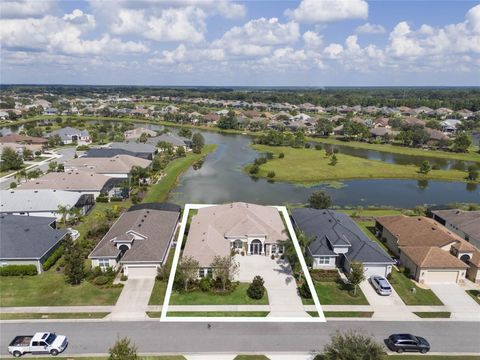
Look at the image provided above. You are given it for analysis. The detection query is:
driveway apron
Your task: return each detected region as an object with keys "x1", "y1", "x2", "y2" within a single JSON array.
[{"x1": 108, "y1": 277, "x2": 155, "y2": 320}]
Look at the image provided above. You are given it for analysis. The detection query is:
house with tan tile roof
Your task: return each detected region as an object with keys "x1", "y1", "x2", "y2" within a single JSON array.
[
  {"x1": 64, "y1": 155, "x2": 151, "y2": 178},
  {"x1": 182, "y1": 202, "x2": 288, "y2": 277},
  {"x1": 376, "y1": 215, "x2": 476, "y2": 284},
  {"x1": 466, "y1": 250, "x2": 480, "y2": 283}
]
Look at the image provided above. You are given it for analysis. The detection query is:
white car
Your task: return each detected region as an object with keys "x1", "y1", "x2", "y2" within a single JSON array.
[{"x1": 369, "y1": 275, "x2": 392, "y2": 296}]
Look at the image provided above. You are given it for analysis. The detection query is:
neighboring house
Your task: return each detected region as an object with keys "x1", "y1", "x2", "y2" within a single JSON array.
[
  {"x1": 64, "y1": 155, "x2": 151, "y2": 178},
  {"x1": 0, "y1": 189, "x2": 94, "y2": 220},
  {"x1": 183, "y1": 202, "x2": 288, "y2": 277},
  {"x1": 124, "y1": 127, "x2": 157, "y2": 140},
  {"x1": 0, "y1": 134, "x2": 47, "y2": 145},
  {"x1": 291, "y1": 208, "x2": 394, "y2": 277},
  {"x1": 440, "y1": 119, "x2": 462, "y2": 134},
  {"x1": 18, "y1": 171, "x2": 122, "y2": 198},
  {"x1": 375, "y1": 215, "x2": 474, "y2": 284},
  {"x1": 466, "y1": 251, "x2": 480, "y2": 283},
  {"x1": 89, "y1": 203, "x2": 180, "y2": 277},
  {"x1": 43, "y1": 107, "x2": 58, "y2": 115},
  {"x1": 47, "y1": 127, "x2": 91, "y2": 145},
  {"x1": 430, "y1": 209, "x2": 480, "y2": 249},
  {"x1": 0, "y1": 214, "x2": 68, "y2": 273},
  {"x1": 104, "y1": 142, "x2": 157, "y2": 160},
  {"x1": 147, "y1": 133, "x2": 192, "y2": 150},
  {"x1": 84, "y1": 147, "x2": 154, "y2": 160}
]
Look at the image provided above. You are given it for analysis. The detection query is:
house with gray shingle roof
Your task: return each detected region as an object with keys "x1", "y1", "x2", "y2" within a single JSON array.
[
  {"x1": 0, "y1": 214, "x2": 68, "y2": 273},
  {"x1": 291, "y1": 208, "x2": 394, "y2": 277},
  {"x1": 89, "y1": 203, "x2": 180, "y2": 277},
  {"x1": 47, "y1": 127, "x2": 90, "y2": 145}
]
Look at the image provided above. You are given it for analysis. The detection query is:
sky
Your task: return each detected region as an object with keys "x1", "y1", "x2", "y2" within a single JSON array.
[{"x1": 1, "y1": 0, "x2": 480, "y2": 86}]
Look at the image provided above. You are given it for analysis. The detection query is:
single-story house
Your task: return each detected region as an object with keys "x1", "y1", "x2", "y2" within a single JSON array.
[
  {"x1": 43, "y1": 108, "x2": 58, "y2": 115},
  {"x1": 47, "y1": 127, "x2": 91, "y2": 145},
  {"x1": 18, "y1": 171, "x2": 122, "y2": 198},
  {"x1": 64, "y1": 154, "x2": 151, "y2": 178},
  {"x1": 0, "y1": 214, "x2": 68, "y2": 273},
  {"x1": 291, "y1": 208, "x2": 394, "y2": 277},
  {"x1": 183, "y1": 202, "x2": 288, "y2": 277},
  {"x1": 102, "y1": 142, "x2": 157, "y2": 160},
  {"x1": 399, "y1": 246, "x2": 468, "y2": 284},
  {"x1": 89, "y1": 203, "x2": 180, "y2": 277},
  {"x1": 0, "y1": 189, "x2": 94, "y2": 220},
  {"x1": 147, "y1": 133, "x2": 192, "y2": 150},
  {"x1": 430, "y1": 209, "x2": 480, "y2": 249},
  {"x1": 375, "y1": 215, "x2": 475, "y2": 283},
  {"x1": 0, "y1": 134, "x2": 47, "y2": 145},
  {"x1": 124, "y1": 127, "x2": 157, "y2": 140},
  {"x1": 440, "y1": 119, "x2": 462, "y2": 134},
  {"x1": 84, "y1": 147, "x2": 154, "y2": 160}
]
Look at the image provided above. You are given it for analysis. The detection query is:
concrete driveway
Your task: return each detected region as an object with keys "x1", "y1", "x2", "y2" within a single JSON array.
[
  {"x1": 108, "y1": 277, "x2": 155, "y2": 320},
  {"x1": 234, "y1": 255, "x2": 307, "y2": 317},
  {"x1": 429, "y1": 283, "x2": 480, "y2": 320},
  {"x1": 360, "y1": 279, "x2": 417, "y2": 320}
]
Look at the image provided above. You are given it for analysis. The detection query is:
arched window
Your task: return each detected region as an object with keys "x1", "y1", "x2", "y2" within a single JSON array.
[
  {"x1": 250, "y1": 239, "x2": 262, "y2": 255},
  {"x1": 234, "y1": 240, "x2": 243, "y2": 249}
]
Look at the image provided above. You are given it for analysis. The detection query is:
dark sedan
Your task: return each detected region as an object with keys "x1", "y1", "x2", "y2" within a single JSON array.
[{"x1": 386, "y1": 333, "x2": 430, "y2": 353}]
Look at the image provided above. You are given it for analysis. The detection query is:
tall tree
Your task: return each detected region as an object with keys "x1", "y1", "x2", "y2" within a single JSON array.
[
  {"x1": 211, "y1": 255, "x2": 240, "y2": 292},
  {"x1": 63, "y1": 234, "x2": 85, "y2": 285},
  {"x1": 452, "y1": 132, "x2": 472, "y2": 153},
  {"x1": 108, "y1": 337, "x2": 138, "y2": 360},
  {"x1": 308, "y1": 191, "x2": 332, "y2": 209},
  {"x1": 191, "y1": 132, "x2": 205, "y2": 154},
  {"x1": 178, "y1": 256, "x2": 199, "y2": 292},
  {"x1": 1, "y1": 146, "x2": 23, "y2": 171},
  {"x1": 419, "y1": 160, "x2": 432, "y2": 174}
]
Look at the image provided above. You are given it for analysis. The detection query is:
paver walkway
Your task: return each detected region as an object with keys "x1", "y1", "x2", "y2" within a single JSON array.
[
  {"x1": 234, "y1": 255, "x2": 307, "y2": 317},
  {"x1": 107, "y1": 277, "x2": 155, "y2": 320},
  {"x1": 429, "y1": 283, "x2": 480, "y2": 320}
]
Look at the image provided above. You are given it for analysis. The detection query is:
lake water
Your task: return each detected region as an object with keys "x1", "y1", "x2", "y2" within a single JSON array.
[{"x1": 169, "y1": 131, "x2": 479, "y2": 207}]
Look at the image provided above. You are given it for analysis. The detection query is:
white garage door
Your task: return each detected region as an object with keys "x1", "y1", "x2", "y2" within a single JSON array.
[
  {"x1": 125, "y1": 266, "x2": 157, "y2": 278},
  {"x1": 363, "y1": 265, "x2": 389, "y2": 278},
  {"x1": 425, "y1": 270, "x2": 459, "y2": 283}
]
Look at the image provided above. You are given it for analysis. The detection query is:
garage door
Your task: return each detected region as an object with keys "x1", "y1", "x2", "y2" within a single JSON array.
[
  {"x1": 425, "y1": 270, "x2": 459, "y2": 283},
  {"x1": 363, "y1": 265, "x2": 389, "y2": 278},
  {"x1": 125, "y1": 266, "x2": 157, "y2": 278}
]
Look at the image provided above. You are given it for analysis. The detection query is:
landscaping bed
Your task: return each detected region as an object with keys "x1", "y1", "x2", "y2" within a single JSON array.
[
  {"x1": 466, "y1": 290, "x2": 480, "y2": 305},
  {"x1": 414, "y1": 312, "x2": 451, "y2": 318}
]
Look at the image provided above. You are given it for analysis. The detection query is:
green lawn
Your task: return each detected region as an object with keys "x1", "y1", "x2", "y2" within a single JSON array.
[
  {"x1": 303, "y1": 280, "x2": 369, "y2": 305},
  {"x1": 384, "y1": 357, "x2": 480, "y2": 360},
  {"x1": 23, "y1": 357, "x2": 186, "y2": 360},
  {"x1": 466, "y1": 290, "x2": 480, "y2": 305},
  {"x1": 142, "y1": 144, "x2": 217, "y2": 203},
  {"x1": 249, "y1": 145, "x2": 470, "y2": 184},
  {"x1": 340, "y1": 208, "x2": 404, "y2": 217},
  {"x1": 309, "y1": 311, "x2": 373, "y2": 318},
  {"x1": 0, "y1": 312, "x2": 109, "y2": 320},
  {"x1": 310, "y1": 136, "x2": 480, "y2": 163},
  {"x1": 234, "y1": 356, "x2": 270, "y2": 360},
  {"x1": 414, "y1": 311, "x2": 451, "y2": 318},
  {"x1": 389, "y1": 270, "x2": 443, "y2": 306},
  {"x1": 165, "y1": 311, "x2": 269, "y2": 317},
  {"x1": 0, "y1": 270, "x2": 122, "y2": 307},
  {"x1": 355, "y1": 220, "x2": 397, "y2": 257},
  {"x1": 170, "y1": 283, "x2": 269, "y2": 305},
  {"x1": 148, "y1": 248, "x2": 175, "y2": 305}
]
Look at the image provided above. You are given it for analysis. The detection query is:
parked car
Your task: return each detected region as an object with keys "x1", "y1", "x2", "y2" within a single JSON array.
[
  {"x1": 386, "y1": 333, "x2": 430, "y2": 353},
  {"x1": 8, "y1": 332, "x2": 68, "y2": 357},
  {"x1": 369, "y1": 275, "x2": 393, "y2": 296}
]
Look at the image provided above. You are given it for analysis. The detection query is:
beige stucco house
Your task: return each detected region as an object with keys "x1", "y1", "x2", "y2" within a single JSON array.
[{"x1": 182, "y1": 202, "x2": 288, "y2": 277}]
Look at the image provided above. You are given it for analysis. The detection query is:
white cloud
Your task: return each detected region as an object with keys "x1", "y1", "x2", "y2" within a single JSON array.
[
  {"x1": 303, "y1": 31, "x2": 323, "y2": 48},
  {"x1": 466, "y1": 4, "x2": 480, "y2": 33},
  {"x1": 151, "y1": 44, "x2": 225, "y2": 65},
  {"x1": 285, "y1": 0, "x2": 368, "y2": 23},
  {"x1": 355, "y1": 22, "x2": 385, "y2": 34},
  {"x1": 0, "y1": 0, "x2": 55, "y2": 19}
]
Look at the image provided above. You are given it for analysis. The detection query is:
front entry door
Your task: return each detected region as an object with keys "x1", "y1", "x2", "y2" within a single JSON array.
[{"x1": 250, "y1": 240, "x2": 262, "y2": 255}]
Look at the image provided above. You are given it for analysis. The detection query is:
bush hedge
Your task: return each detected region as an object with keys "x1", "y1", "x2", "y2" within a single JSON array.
[
  {"x1": 42, "y1": 244, "x2": 65, "y2": 271},
  {"x1": 310, "y1": 269, "x2": 340, "y2": 282},
  {"x1": 0, "y1": 264, "x2": 38, "y2": 276}
]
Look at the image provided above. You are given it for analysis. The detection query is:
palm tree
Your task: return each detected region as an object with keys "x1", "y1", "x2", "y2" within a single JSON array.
[
  {"x1": 68, "y1": 207, "x2": 82, "y2": 224},
  {"x1": 57, "y1": 205, "x2": 70, "y2": 226}
]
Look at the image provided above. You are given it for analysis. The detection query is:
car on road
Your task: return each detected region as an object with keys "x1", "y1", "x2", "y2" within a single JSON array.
[
  {"x1": 369, "y1": 275, "x2": 392, "y2": 296},
  {"x1": 8, "y1": 332, "x2": 68, "y2": 357},
  {"x1": 386, "y1": 333, "x2": 430, "y2": 353}
]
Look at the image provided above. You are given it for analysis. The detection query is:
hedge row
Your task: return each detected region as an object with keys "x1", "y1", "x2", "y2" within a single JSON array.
[
  {"x1": 42, "y1": 244, "x2": 65, "y2": 271},
  {"x1": 0, "y1": 264, "x2": 38, "y2": 276}
]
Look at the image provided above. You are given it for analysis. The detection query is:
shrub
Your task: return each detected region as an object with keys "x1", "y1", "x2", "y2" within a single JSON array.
[
  {"x1": 247, "y1": 276, "x2": 265, "y2": 300},
  {"x1": 298, "y1": 281, "x2": 312, "y2": 299},
  {"x1": 76, "y1": 145, "x2": 90, "y2": 151},
  {"x1": 93, "y1": 275, "x2": 110, "y2": 286},
  {"x1": 266, "y1": 152, "x2": 274, "y2": 160},
  {"x1": 271, "y1": 254, "x2": 275, "y2": 260},
  {"x1": 35, "y1": 150, "x2": 42, "y2": 156},
  {"x1": 304, "y1": 143, "x2": 311, "y2": 149},
  {"x1": 9, "y1": 182, "x2": 17, "y2": 189},
  {"x1": 279, "y1": 152, "x2": 285, "y2": 158},
  {"x1": 315, "y1": 144, "x2": 322, "y2": 150},
  {"x1": 310, "y1": 269, "x2": 340, "y2": 282},
  {"x1": 42, "y1": 244, "x2": 65, "y2": 271},
  {"x1": 199, "y1": 277, "x2": 212, "y2": 292},
  {"x1": 120, "y1": 275, "x2": 128, "y2": 281},
  {"x1": 110, "y1": 197, "x2": 123, "y2": 202},
  {"x1": 249, "y1": 164, "x2": 259, "y2": 174},
  {"x1": 267, "y1": 171, "x2": 276, "y2": 178},
  {"x1": 0, "y1": 264, "x2": 37, "y2": 276},
  {"x1": 96, "y1": 195, "x2": 109, "y2": 203}
]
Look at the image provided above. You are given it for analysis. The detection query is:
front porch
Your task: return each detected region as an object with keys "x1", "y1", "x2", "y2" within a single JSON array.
[{"x1": 230, "y1": 238, "x2": 284, "y2": 256}]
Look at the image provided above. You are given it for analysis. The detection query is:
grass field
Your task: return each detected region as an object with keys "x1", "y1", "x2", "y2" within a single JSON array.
[
  {"x1": 165, "y1": 311, "x2": 269, "y2": 317},
  {"x1": 170, "y1": 283, "x2": 269, "y2": 305},
  {"x1": 303, "y1": 280, "x2": 369, "y2": 305},
  {"x1": 310, "y1": 136, "x2": 480, "y2": 162},
  {"x1": 389, "y1": 270, "x2": 443, "y2": 306},
  {"x1": 21, "y1": 357, "x2": 186, "y2": 360},
  {"x1": 466, "y1": 290, "x2": 480, "y2": 305},
  {"x1": 143, "y1": 144, "x2": 217, "y2": 203},
  {"x1": 309, "y1": 311, "x2": 374, "y2": 318},
  {"x1": 0, "y1": 312, "x2": 109, "y2": 320},
  {"x1": 414, "y1": 312, "x2": 451, "y2": 318},
  {"x1": 148, "y1": 248, "x2": 175, "y2": 305},
  {"x1": 0, "y1": 270, "x2": 122, "y2": 307},
  {"x1": 249, "y1": 145, "x2": 471, "y2": 184}
]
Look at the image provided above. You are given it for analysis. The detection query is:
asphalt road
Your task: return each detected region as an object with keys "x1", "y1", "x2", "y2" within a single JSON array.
[{"x1": 1, "y1": 320, "x2": 479, "y2": 356}]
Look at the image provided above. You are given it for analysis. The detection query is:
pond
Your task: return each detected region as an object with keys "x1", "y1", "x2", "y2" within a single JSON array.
[
  {"x1": 169, "y1": 131, "x2": 479, "y2": 207},
  {"x1": 311, "y1": 142, "x2": 477, "y2": 171}
]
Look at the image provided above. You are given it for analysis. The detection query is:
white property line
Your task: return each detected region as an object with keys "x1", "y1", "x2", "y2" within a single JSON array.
[{"x1": 161, "y1": 204, "x2": 326, "y2": 323}]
